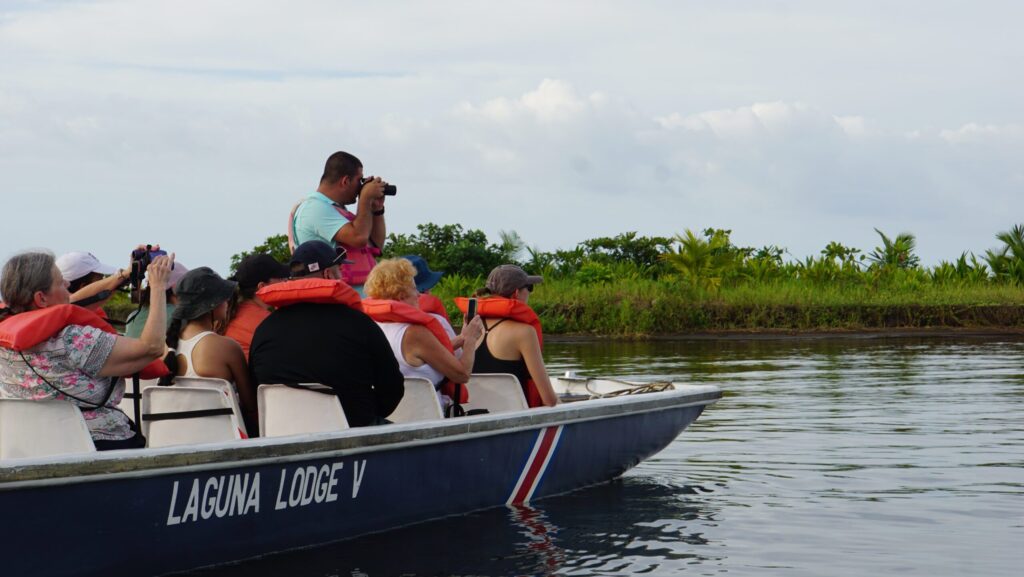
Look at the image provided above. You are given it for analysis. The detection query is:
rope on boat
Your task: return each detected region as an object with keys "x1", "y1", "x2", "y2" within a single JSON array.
[{"x1": 584, "y1": 380, "x2": 675, "y2": 398}]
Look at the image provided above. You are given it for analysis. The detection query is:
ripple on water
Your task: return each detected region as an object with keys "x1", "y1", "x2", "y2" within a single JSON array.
[{"x1": 191, "y1": 337, "x2": 1023, "y2": 577}]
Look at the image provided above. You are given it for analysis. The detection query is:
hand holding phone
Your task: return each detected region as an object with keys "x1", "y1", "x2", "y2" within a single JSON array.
[{"x1": 466, "y1": 298, "x2": 477, "y2": 322}]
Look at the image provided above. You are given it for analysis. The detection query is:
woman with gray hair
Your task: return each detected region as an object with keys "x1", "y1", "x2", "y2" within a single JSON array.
[{"x1": 0, "y1": 250, "x2": 173, "y2": 449}]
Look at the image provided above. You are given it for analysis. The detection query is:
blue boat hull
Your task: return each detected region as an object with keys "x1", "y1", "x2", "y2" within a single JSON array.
[{"x1": 0, "y1": 387, "x2": 719, "y2": 576}]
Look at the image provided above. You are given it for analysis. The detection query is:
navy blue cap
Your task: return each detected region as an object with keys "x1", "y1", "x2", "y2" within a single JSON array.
[
  {"x1": 403, "y1": 255, "x2": 444, "y2": 292},
  {"x1": 289, "y1": 241, "x2": 352, "y2": 277}
]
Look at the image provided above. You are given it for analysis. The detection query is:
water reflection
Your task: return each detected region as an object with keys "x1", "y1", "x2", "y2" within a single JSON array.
[
  {"x1": 193, "y1": 336, "x2": 1024, "y2": 577},
  {"x1": 192, "y1": 479, "x2": 719, "y2": 577}
]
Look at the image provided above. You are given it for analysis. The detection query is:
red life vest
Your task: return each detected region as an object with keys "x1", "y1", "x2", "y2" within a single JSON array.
[
  {"x1": 288, "y1": 198, "x2": 381, "y2": 285},
  {"x1": 453, "y1": 296, "x2": 545, "y2": 407},
  {"x1": 361, "y1": 298, "x2": 468, "y2": 404},
  {"x1": 0, "y1": 304, "x2": 170, "y2": 379},
  {"x1": 256, "y1": 278, "x2": 363, "y2": 311},
  {"x1": 223, "y1": 301, "x2": 271, "y2": 360},
  {"x1": 417, "y1": 293, "x2": 451, "y2": 323}
]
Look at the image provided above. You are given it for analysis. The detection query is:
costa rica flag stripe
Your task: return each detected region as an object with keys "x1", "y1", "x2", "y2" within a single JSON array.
[{"x1": 508, "y1": 425, "x2": 564, "y2": 505}]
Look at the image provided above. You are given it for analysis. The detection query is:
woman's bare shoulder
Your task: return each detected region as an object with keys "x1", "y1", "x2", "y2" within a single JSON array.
[{"x1": 202, "y1": 333, "x2": 245, "y2": 358}]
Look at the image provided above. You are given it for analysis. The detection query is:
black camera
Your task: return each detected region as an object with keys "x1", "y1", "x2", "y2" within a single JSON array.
[
  {"x1": 360, "y1": 177, "x2": 397, "y2": 196},
  {"x1": 128, "y1": 246, "x2": 167, "y2": 303}
]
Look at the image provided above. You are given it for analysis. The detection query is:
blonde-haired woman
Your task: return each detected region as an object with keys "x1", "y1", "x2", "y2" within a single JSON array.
[{"x1": 363, "y1": 259, "x2": 483, "y2": 407}]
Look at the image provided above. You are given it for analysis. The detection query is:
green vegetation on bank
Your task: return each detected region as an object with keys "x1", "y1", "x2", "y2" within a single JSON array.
[
  {"x1": 218, "y1": 223, "x2": 1024, "y2": 335},
  {"x1": 447, "y1": 277, "x2": 1024, "y2": 335}
]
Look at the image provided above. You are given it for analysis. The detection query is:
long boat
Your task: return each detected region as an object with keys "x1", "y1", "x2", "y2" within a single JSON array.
[{"x1": 0, "y1": 383, "x2": 720, "y2": 577}]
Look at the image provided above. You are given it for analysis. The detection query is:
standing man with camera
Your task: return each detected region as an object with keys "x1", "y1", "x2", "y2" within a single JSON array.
[{"x1": 289, "y1": 151, "x2": 394, "y2": 295}]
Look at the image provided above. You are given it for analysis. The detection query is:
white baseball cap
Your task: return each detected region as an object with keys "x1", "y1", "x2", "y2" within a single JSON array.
[{"x1": 56, "y1": 251, "x2": 118, "y2": 283}]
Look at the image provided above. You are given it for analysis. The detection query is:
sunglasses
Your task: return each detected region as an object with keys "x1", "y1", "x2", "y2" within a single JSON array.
[{"x1": 522, "y1": 284, "x2": 534, "y2": 292}]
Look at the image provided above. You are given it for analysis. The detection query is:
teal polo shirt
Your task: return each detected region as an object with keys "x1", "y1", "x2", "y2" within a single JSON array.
[{"x1": 292, "y1": 192, "x2": 349, "y2": 248}]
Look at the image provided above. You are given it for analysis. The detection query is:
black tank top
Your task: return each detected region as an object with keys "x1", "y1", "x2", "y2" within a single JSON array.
[{"x1": 473, "y1": 318, "x2": 532, "y2": 388}]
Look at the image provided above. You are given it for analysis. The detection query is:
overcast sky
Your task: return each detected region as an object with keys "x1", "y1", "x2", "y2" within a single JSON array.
[{"x1": 2, "y1": 0, "x2": 1022, "y2": 273}]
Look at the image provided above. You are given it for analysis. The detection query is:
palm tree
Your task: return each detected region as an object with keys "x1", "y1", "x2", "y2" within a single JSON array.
[
  {"x1": 867, "y1": 228, "x2": 920, "y2": 270},
  {"x1": 661, "y1": 229, "x2": 736, "y2": 290},
  {"x1": 991, "y1": 224, "x2": 1024, "y2": 285},
  {"x1": 497, "y1": 230, "x2": 525, "y2": 262},
  {"x1": 996, "y1": 224, "x2": 1024, "y2": 261}
]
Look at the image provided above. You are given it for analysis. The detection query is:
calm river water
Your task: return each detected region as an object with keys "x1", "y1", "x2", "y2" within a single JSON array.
[{"x1": 197, "y1": 336, "x2": 1024, "y2": 577}]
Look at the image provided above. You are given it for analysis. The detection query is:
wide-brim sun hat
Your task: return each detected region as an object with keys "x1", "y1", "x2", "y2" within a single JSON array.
[
  {"x1": 172, "y1": 267, "x2": 237, "y2": 320},
  {"x1": 403, "y1": 255, "x2": 444, "y2": 293}
]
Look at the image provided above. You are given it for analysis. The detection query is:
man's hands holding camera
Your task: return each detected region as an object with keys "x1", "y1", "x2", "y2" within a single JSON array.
[{"x1": 359, "y1": 176, "x2": 395, "y2": 214}]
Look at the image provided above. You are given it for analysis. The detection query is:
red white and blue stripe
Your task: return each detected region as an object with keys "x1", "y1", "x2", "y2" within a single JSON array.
[{"x1": 507, "y1": 425, "x2": 564, "y2": 505}]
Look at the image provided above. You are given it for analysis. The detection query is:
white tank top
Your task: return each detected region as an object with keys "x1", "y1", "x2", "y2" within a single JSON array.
[
  {"x1": 376, "y1": 322, "x2": 445, "y2": 386},
  {"x1": 176, "y1": 331, "x2": 217, "y2": 378},
  {"x1": 428, "y1": 313, "x2": 461, "y2": 359}
]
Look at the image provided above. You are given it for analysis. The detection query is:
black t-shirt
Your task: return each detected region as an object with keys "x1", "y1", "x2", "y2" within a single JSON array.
[{"x1": 249, "y1": 303, "x2": 404, "y2": 427}]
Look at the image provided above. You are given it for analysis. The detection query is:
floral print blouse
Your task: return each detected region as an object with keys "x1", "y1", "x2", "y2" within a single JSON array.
[{"x1": 0, "y1": 324, "x2": 131, "y2": 441}]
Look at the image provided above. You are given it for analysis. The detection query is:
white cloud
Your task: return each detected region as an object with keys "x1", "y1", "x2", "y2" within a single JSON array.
[
  {"x1": 1, "y1": 2, "x2": 1023, "y2": 270},
  {"x1": 834, "y1": 115, "x2": 868, "y2": 137},
  {"x1": 456, "y1": 79, "x2": 598, "y2": 125},
  {"x1": 658, "y1": 101, "x2": 842, "y2": 140},
  {"x1": 940, "y1": 122, "x2": 1024, "y2": 145}
]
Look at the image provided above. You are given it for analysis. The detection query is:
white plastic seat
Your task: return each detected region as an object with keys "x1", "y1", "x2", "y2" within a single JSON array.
[
  {"x1": 462, "y1": 373, "x2": 529, "y2": 414},
  {"x1": 171, "y1": 376, "x2": 249, "y2": 437},
  {"x1": 258, "y1": 384, "x2": 349, "y2": 437},
  {"x1": 0, "y1": 399, "x2": 96, "y2": 459},
  {"x1": 389, "y1": 377, "x2": 444, "y2": 423},
  {"x1": 142, "y1": 386, "x2": 242, "y2": 448},
  {"x1": 117, "y1": 377, "x2": 159, "y2": 422}
]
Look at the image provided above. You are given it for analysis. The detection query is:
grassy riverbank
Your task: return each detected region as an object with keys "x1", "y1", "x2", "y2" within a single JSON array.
[
  {"x1": 170, "y1": 222, "x2": 1024, "y2": 336},
  {"x1": 433, "y1": 278, "x2": 1024, "y2": 336},
  {"x1": 104, "y1": 275, "x2": 1024, "y2": 336}
]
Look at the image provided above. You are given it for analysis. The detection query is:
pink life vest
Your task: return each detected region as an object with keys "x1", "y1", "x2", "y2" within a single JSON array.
[{"x1": 288, "y1": 198, "x2": 381, "y2": 285}]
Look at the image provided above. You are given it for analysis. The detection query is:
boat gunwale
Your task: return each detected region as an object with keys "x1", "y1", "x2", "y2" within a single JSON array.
[{"x1": 0, "y1": 385, "x2": 721, "y2": 488}]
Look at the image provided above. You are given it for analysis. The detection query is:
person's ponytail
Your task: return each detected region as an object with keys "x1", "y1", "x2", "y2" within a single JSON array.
[{"x1": 158, "y1": 317, "x2": 184, "y2": 386}]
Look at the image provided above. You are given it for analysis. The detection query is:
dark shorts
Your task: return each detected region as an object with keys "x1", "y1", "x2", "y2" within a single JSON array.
[{"x1": 94, "y1": 432, "x2": 146, "y2": 451}]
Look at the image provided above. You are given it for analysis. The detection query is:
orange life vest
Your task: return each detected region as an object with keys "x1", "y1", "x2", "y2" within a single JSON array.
[
  {"x1": 0, "y1": 304, "x2": 170, "y2": 379},
  {"x1": 453, "y1": 296, "x2": 545, "y2": 407},
  {"x1": 256, "y1": 278, "x2": 363, "y2": 311},
  {"x1": 223, "y1": 301, "x2": 271, "y2": 360},
  {"x1": 288, "y1": 199, "x2": 381, "y2": 285},
  {"x1": 417, "y1": 293, "x2": 451, "y2": 323},
  {"x1": 361, "y1": 298, "x2": 468, "y2": 403}
]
